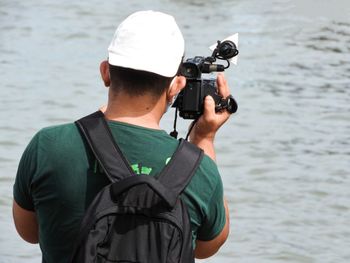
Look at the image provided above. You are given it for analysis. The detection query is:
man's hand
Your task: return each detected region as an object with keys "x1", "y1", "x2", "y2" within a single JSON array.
[{"x1": 189, "y1": 73, "x2": 232, "y2": 160}]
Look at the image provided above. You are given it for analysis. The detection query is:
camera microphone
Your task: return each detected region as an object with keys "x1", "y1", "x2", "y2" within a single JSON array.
[{"x1": 202, "y1": 64, "x2": 225, "y2": 73}]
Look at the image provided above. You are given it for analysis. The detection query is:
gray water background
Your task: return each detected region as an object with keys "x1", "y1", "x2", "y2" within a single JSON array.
[{"x1": 1, "y1": 0, "x2": 350, "y2": 262}]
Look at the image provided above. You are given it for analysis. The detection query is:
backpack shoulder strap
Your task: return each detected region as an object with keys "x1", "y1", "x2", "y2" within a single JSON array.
[
  {"x1": 75, "y1": 110, "x2": 134, "y2": 182},
  {"x1": 157, "y1": 139, "x2": 204, "y2": 198}
]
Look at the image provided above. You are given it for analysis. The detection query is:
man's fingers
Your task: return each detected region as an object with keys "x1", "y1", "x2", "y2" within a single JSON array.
[{"x1": 217, "y1": 73, "x2": 230, "y2": 98}]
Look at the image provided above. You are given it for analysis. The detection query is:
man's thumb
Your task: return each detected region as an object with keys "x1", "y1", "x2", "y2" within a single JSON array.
[{"x1": 203, "y1": 95, "x2": 215, "y2": 117}]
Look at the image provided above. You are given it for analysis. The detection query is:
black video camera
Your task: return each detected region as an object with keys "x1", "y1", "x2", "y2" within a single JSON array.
[{"x1": 172, "y1": 40, "x2": 239, "y2": 119}]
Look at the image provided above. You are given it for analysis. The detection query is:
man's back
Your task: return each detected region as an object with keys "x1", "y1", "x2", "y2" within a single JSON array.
[{"x1": 14, "y1": 120, "x2": 225, "y2": 263}]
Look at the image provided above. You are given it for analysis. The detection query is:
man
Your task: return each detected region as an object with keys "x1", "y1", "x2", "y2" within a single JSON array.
[{"x1": 13, "y1": 10, "x2": 231, "y2": 262}]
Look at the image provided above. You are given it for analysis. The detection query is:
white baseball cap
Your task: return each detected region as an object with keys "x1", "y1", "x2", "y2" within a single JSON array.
[{"x1": 108, "y1": 10, "x2": 185, "y2": 77}]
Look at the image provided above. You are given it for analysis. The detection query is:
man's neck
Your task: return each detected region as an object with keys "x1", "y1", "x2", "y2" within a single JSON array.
[{"x1": 103, "y1": 90, "x2": 166, "y2": 130}]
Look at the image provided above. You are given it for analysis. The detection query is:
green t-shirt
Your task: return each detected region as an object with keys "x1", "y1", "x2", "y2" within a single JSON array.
[{"x1": 14, "y1": 121, "x2": 225, "y2": 263}]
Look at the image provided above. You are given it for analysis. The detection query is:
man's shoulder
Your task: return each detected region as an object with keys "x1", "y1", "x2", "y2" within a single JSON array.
[
  {"x1": 32, "y1": 122, "x2": 83, "y2": 153},
  {"x1": 38, "y1": 122, "x2": 79, "y2": 139},
  {"x1": 198, "y1": 154, "x2": 221, "y2": 183},
  {"x1": 185, "y1": 152, "x2": 222, "y2": 201}
]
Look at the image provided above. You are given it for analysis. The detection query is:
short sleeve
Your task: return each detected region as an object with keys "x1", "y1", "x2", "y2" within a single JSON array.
[
  {"x1": 13, "y1": 133, "x2": 40, "y2": 211},
  {"x1": 196, "y1": 174, "x2": 226, "y2": 241}
]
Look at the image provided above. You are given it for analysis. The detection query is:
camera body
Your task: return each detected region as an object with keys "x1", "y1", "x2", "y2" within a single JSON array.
[
  {"x1": 173, "y1": 56, "x2": 222, "y2": 119},
  {"x1": 173, "y1": 40, "x2": 239, "y2": 119}
]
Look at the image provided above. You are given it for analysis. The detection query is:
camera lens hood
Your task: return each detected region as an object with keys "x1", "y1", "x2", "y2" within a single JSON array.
[{"x1": 226, "y1": 95, "x2": 238, "y2": 114}]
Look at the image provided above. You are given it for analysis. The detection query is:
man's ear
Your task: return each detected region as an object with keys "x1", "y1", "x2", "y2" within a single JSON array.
[
  {"x1": 100, "y1": 60, "x2": 110, "y2": 87},
  {"x1": 166, "y1": 76, "x2": 186, "y2": 103}
]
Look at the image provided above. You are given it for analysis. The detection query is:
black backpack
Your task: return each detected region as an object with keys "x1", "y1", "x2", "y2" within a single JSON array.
[{"x1": 70, "y1": 111, "x2": 204, "y2": 263}]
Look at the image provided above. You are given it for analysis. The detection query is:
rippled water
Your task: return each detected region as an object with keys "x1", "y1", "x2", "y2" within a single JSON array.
[{"x1": 1, "y1": 0, "x2": 350, "y2": 262}]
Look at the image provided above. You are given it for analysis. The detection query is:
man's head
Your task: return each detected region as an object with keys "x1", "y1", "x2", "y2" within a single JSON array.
[{"x1": 101, "y1": 10, "x2": 185, "y2": 99}]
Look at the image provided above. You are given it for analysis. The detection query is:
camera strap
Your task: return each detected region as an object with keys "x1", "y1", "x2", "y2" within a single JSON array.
[{"x1": 169, "y1": 106, "x2": 199, "y2": 141}]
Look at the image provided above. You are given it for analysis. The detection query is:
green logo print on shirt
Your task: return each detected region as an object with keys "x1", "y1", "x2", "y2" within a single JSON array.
[
  {"x1": 131, "y1": 157, "x2": 171, "y2": 175},
  {"x1": 94, "y1": 157, "x2": 172, "y2": 176},
  {"x1": 131, "y1": 163, "x2": 152, "y2": 175}
]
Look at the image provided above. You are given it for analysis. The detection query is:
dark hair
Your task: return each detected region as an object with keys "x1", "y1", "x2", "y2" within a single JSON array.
[{"x1": 109, "y1": 64, "x2": 174, "y2": 97}]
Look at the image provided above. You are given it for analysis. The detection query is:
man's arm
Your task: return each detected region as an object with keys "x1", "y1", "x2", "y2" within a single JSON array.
[
  {"x1": 190, "y1": 73, "x2": 232, "y2": 258},
  {"x1": 13, "y1": 200, "x2": 39, "y2": 244},
  {"x1": 195, "y1": 199, "x2": 230, "y2": 258}
]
